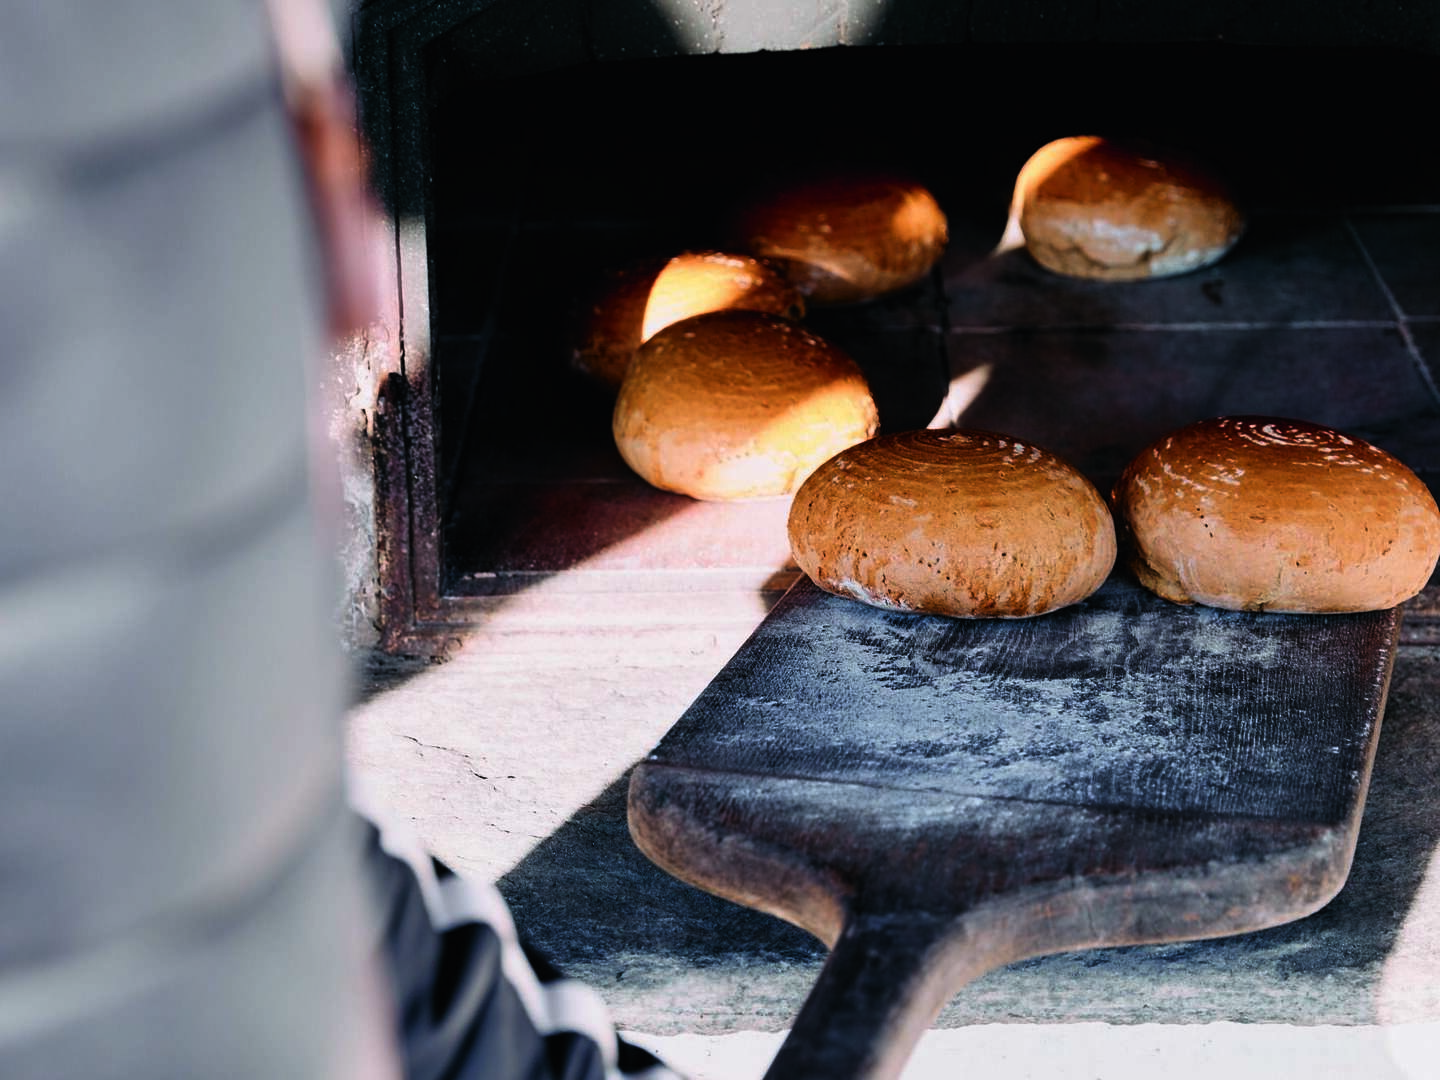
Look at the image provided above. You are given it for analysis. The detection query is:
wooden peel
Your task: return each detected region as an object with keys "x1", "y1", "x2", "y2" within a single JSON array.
[{"x1": 627, "y1": 574, "x2": 1402, "y2": 1079}]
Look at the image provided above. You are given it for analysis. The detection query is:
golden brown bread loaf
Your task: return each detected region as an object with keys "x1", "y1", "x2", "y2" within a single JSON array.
[
  {"x1": 573, "y1": 251, "x2": 805, "y2": 388},
  {"x1": 788, "y1": 430, "x2": 1117, "y2": 617},
  {"x1": 613, "y1": 310, "x2": 878, "y2": 501},
  {"x1": 734, "y1": 175, "x2": 948, "y2": 304},
  {"x1": 1014, "y1": 136, "x2": 1244, "y2": 280},
  {"x1": 1113, "y1": 416, "x2": 1440, "y2": 612}
]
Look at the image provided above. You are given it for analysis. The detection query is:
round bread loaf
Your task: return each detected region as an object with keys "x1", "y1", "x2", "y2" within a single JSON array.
[
  {"x1": 1015, "y1": 136, "x2": 1244, "y2": 280},
  {"x1": 788, "y1": 430, "x2": 1117, "y2": 617},
  {"x1": 1113, "y1": 416, "x2": 1440, "y2": 612},
  {"x1": 613, "y1": 310, "x2": 878, "y2": 501},
  {"x1": 734, "y1": 175, "x2": 948, "y2": 305},
  {"x1": 573, "y1": 251, "x2": 805, "y2": 388}
]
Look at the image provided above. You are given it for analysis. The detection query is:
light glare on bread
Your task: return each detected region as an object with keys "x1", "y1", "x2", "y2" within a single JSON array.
[
  {"x1": 1015, "y1": 136, "x2": 1244, "y2": 280},
  {"x1": 573, "y1": 251, "x2": 804, "y2": 388},
  {"x1": 613, "y1": 310, "x2": 878, "y2": 501},
  {"x1": 735, "y1": 175, "x2": 949, "y2": 304}
]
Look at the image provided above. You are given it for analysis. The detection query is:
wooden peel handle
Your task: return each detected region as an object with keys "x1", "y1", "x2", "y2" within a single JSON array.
[{"x1": 763, "y1": 911, "x2": 1009, "y2": 1080}]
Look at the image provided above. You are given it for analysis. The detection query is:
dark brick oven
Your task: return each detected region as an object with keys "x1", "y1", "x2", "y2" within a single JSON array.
[{"x1": 345, "y1": 0, "x2": 1440, "y2": 654}]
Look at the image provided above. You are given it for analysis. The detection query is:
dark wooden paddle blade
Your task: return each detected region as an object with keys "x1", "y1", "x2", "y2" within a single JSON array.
[{"x1": 628, "y1": 575, "x2": 1402, "y2": 1079}]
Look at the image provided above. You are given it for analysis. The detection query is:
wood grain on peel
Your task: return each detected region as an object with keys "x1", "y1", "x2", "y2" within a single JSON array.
[
  {"x1": 649, "y1": 576, "x2": 1391, "y2": 820},
  {"x1": 573, "y1": 251, "x2": 805, "y2": 388},
  {"x1": 734, "y1": 175, "x2": 948, "y2": 305},
  {"x1": 788, "y1": 430, "x2": 1116, "y2": 618},
  {"x1": 1016, "y1": 136, "x2": 1244, "y2": 281},
  {"x1": 1114, "y1": 416, "x2": 1440, "y2": 612},
  {"x1": 613, "y1": 310, "x2": 878, "y2": 501}
]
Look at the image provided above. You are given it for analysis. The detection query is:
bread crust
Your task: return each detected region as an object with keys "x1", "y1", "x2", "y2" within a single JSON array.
[
  {"x1": 734, "y1": 175, "x2": 948, "y2": 304},
  {"x1": 1016, "y1": 136, "x2": 1244, "y2": 280},
  {"x1": 573, "y1": 251, "x2": 805, "y2": 388},
  {"x1": 1113, "y1": 416, "x2": 1440, "y2": 612},
  {"x1": 613, "y1": 310, "x2": 878, "y2": 501},
  {"x1": 788, "y1": 429, "x2": 1117, "y2": 617}
]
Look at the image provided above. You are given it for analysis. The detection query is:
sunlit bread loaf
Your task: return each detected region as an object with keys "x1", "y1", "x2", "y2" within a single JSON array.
[
  {"x1": 573, "y1": 251, "x2": 805, "y2": 388},
  {"x1": 1113, "y1": 416, "x2": 1440, "y2": 612},
  {"x1": 613, "y1": 310, "x2": 879, "y2": 501},
  {"x1": 788, "y1": 430, "x2": 1117, "y2": 617},
  {"x1": 1014, "y1": 136, "x2": 1244, "y2": 280},
  {"x1": 734, "y1": 175, "x2": 948, "y2": 304}
]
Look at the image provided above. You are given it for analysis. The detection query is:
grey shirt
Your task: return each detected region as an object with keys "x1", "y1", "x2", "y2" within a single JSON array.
[{"x1": 0, "y1": 5, "x2": 370, "y2": 1077}]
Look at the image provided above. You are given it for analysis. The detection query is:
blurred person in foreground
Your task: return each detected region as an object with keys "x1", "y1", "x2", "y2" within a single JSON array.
[{"x1": 0, "y1": 4, "x2": 675, "y2": 1078}]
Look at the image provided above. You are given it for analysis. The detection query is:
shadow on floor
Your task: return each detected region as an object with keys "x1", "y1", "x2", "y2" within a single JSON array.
[{"x1": 497, "y1": 767, "x2": 824, "y2": 973}]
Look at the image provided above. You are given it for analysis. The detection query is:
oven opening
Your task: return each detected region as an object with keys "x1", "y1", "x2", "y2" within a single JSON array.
[{"x1": 364, "y1": 31, "x2": 1440, "y2": 651}]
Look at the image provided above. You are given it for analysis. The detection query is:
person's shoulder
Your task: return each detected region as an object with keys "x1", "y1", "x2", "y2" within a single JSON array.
[{"x1": 0, "y1": 3, "x2": 278, "y2": 152}]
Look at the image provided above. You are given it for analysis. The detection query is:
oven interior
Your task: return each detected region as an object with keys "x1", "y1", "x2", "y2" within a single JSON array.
[
  {"x1": 392, "y1": 36, "x2": 1440, "y2": 643},
  {"x1": 344, "y1": 22, "x2": 1440, "y2": 1046}
]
